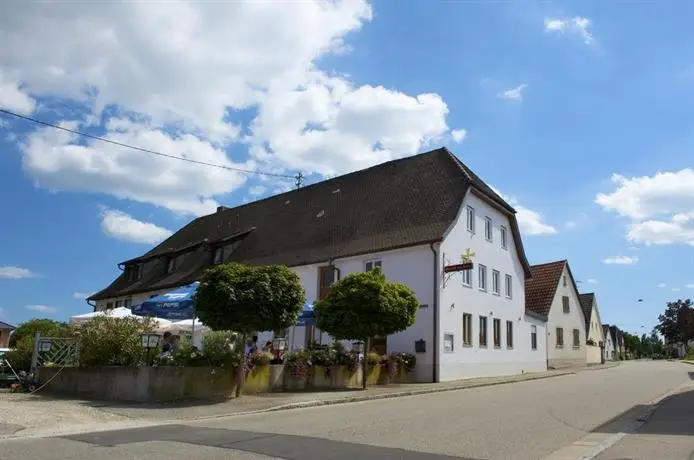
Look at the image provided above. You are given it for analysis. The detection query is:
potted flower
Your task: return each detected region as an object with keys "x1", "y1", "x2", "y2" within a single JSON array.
[{"x1": 283, "y1": 349, "x2": 311, "y2": 390}]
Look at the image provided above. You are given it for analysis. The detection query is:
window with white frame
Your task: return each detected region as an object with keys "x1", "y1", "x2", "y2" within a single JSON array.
[
  {"x1": 478, "y1": 264, "x2": 487, "y2": 291},
  {"x1": 479, "y1": 316, "x2": 488, "y2": 346},
  {"x1": 484, "y1": 217, "x2": 493, "y2": 242},
  {"x1": 443, "y1": 333, "x2": 454, "y2": 353},
  {"x1": 462, "y1": 313, "x2": 472, "y2": 346},
  {"x1": 500, "y1": 226, "x2": 508, "y2": 249},
  {"x1": 506, "y1": 321, "x2": 513, "y2": 349},
  {"x1": 461, "y1": 267, "x2": 472, "y2": 287},
  {"x1": 492, "y1": 270, "x2": 500, "y2": 295},
  {"x1": 505, "y1": 274, "x2": 512, "y2": 298},
  {"x1": 365, "y1": 260, "x2": 382, "y2": 272},
  {"x1": 466, "y1": 206, "x2": 475, "y2": 233},
  {"x1": 493, "y1": 318, "x2": 501, "y2": 348}
]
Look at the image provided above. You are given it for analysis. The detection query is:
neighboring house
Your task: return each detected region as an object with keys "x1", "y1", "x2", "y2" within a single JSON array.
[
  {"x1": 602, "y1": 325, "x2": 615, "y2": 360},
  {"x1": 608, "y1": 326, "x2": 625, "y2": 359},
  {"x1": 525, "y1": 260, "x2": 587, "y2": 369},
  {"x1": 89, "y1": 147, "x2": 548, "y2": 382},
  {"x1": 617, "y1": 329, "x2": 626, "y2": 359},
  {"x1": 0, "y1": 321, "x2": 15, "y2": 348},
  {"x1": 578, "y1": 293, "x2": 605, "y2": 365}
]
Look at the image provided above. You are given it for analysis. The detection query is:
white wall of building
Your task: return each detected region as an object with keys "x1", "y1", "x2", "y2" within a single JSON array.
[
  {"x1": 438, "y1": 190, "x2": 547, "y2": 381},
  {"x1": 586, "y1": 302, "x2": 604, "y2": 364},
  {"x1": 546, "y1": 265, "x2": 587, "y2": 369},
  {"x1": 94, "y1": 288, "x2": 168, "y2": 312}
]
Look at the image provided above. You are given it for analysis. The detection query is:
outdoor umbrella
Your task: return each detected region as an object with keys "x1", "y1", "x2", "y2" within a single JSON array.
[{"x1": 132, "y1": 282, "x2": 199, "y2": 336}]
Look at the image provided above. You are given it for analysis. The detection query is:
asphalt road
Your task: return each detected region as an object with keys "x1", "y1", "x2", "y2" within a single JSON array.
[{"x1": 0, "y1": 361, "x2": 691, "y2": 460}]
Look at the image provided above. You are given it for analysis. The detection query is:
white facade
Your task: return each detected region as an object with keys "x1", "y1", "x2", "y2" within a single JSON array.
[
  {"x1": 437, "y1": 190, "x2": 547, "y2": 381},
  {"x1": 602, "y1": 328, "x2": 615, "y2": 361},
  {"x1": 546, "y1": 265, "x2": 587, "y2": 369},
  {"x1": 585, "y1": 300, "x2": 604, "y2": 365},
  {"x1": 94, "y1": 288, "x2": 168, "y2": 312}
]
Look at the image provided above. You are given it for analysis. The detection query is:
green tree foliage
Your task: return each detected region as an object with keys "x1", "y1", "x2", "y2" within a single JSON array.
[
  {"x1": 315, "y1": 268, "x2": 419, "y2": 341},
  {"x1": 72, "y1": 316, "x2": 156, "y2": 367},
  {"x1": 656, "y1": 299, "x2": 694, "y2": 347},
  {"x1": 8, "y1": 318, "x2": 69, "y2": 347},
  {"x1": 195, "y1": 263, "x2": 306, "y2": 335}
]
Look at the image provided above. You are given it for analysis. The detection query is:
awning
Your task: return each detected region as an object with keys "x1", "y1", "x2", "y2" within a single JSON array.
[
  {"x1": 132, "y1": 282, "x2": 198, "y2": 320},
  {"x1": 296, "y1": 301, "x2": 316, "y2": 327}
]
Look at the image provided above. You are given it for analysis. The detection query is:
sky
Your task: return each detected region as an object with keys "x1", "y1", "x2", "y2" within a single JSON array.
[{"x1": 1, "y1": 0, "x2": 693, "y2": 336}]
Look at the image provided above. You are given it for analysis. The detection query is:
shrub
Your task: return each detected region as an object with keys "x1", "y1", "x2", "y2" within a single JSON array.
[
  {"x1": 284, "y1": 349, "x2": 312, "y2": 379},
  {"x1": 247, "y1": 350, "x2": 274, "y2": 368},
  {"x1": 73, "y1": 316, "x2": 156, "y2": 367},
  {"x1": 201, "y1": 330, "x2": 243, "y2": 368},
  {"x1": 586, "y1": 339, "x2": 596, "y2": 346},
  {"x1": 155, "y1": 338, "x2": 206, "y2": 367},
  {"x1": 9, "y1": 318, "x2": 70, "y2": 348},
  {"x1": 387, "y1": 352, "x2": 416, "y2": 373},
  {"x1": 366, "y1": 352, "x2": 383, "y2": 366},
  {"x1": 3, "y1": 336, "x2": 34, "y2": 371},
  {"x1": 685, "y1": 348, "x2": 694, "y2": 360}
]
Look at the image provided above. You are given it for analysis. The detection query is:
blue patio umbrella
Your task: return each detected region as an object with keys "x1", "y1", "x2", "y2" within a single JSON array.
[
  {"x1": 295, "y1": 301, "x2": 316, "y2": 327},
  {"x1": 132, "y1": 282, "x2": 198, "y2": 321}
]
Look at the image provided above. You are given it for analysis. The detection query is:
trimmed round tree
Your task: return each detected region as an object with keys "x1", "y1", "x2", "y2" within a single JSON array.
[
  {"x1": 195, "y1": 263, "x2": 306, "y2": 395},
  {"x1": 314, "y1": 268, "x2": 419, "y2": 387}
]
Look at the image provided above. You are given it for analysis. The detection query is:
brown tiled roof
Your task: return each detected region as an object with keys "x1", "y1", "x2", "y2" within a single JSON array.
[
  {"x1": 525, "y1": 260, "x2": 583, "y2": 321},
  {"x1": 579, "y1": 293, "x2": 595, "y2": 333},
  {"x1": 0, "y1": 321, "x2": 14, "y2": 330},
  {"x1": 90, "y1": 147, "x2": 532, "y2": 301}
]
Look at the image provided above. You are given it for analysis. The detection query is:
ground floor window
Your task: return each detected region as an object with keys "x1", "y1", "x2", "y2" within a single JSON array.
[{"x1": 531, "y1": 325, "x2": 537, "y2": 350}]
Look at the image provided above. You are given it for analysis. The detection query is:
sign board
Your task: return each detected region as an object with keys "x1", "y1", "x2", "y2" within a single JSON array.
[{"x1": 443, "y1": 262, "x2": 473, "y2": 273}]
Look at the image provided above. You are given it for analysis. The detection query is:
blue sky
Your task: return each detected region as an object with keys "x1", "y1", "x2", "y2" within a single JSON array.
[{"x1": 1, "y1": 1, "x2": 693, "y2": 336}]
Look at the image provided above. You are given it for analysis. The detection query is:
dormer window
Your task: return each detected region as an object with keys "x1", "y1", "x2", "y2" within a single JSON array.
[
  {"x1": 213, "y1": 247, "x2": 224, "y2": 265},
  {"x1": 127, "y1": 264, "x2": 143, "y2": 281},
  {"x1": 166, "y1": 257, "x2": 176, "y2": 274}
]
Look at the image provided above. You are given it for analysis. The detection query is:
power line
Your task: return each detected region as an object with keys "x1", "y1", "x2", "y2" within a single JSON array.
[{"x1": 0, "y1": 107, "x2": 298, "y2": 180}]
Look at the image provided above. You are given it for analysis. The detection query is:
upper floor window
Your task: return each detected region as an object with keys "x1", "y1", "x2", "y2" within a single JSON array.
[
  {"x1": 461, "y1": 268, "x2": 472, "y2": 287},
  {"x1": 115, "y1": 300, "x2": 122, "y2": 308},
  {"x1": 562, "y1": 295, "x2": 570, "y2": 313},
  {"x1": 123, "y1": 298, "x2": 131, "y2": 308},
  {"x1": 492, "y1": 270, "x2": 500, "y2": 295},
  {"x1": 478, "y1": 264, "x2": 487, "y2": 291},
  {"x1": 505, "y1": 274, "x2": 513, "y2": 298},
  {"x1": 500, "y1": 226, "x2": 508, "y2": 249},
  {"x1": 127, "y1": 264, "x2": 143, "y2": 281},
  {"x1": 213, "y1": 247, "x2": 224, "y2": 265},
  {"x1": 466, "y1": 206, "x2": 475, "y2": 233},
  {"x1": 365, "y1": 260, "x2": 382, "y2": 272},
  {"x1": 484, "y1": 217, "x2": 493, "y2": 242},
  {"x1": 563, "y1": 275, "x2": 567, "y2": 287}
]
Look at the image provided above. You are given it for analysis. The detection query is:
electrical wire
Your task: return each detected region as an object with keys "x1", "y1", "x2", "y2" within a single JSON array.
[{"x1": 0, "y1": 107, "x2": 297, "y2": 180}]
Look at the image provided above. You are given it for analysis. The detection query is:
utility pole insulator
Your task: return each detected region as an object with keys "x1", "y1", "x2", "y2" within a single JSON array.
[{"x1": 295, "y1": 172, "x2": 304, "y2": 189}]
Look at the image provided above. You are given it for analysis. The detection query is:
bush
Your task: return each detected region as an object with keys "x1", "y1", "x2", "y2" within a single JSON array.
[
  {"x1": 201, "y1": 331, "x2": 243, "y2": 368},
  {"x1": 155, "y1": 338, "x2": 206, "y2": 367},
  {"x1": 387, "y1": 352, "x2": 416, "y2": 373},
  {"x1": 284, "y1": 349, "x2": 312, "y2": 378},
  {"x1": 586, "y1": 339, "x2": 596, "y2": 346},
  {"x1": 73, "y1": 316, "x2": 156, "y2": 367},
  {"x1": 685, "y1": 348, "x2": 694, "y2": 360},
  {"x1": 247, "y1": 350, "x2": 273, "y2": 368},
  {"x1": 9, "y1": 318, "x2": 69, "y2": 348},
  {"x1": 3, "y1": 336, "x2": 34, "y2": 371}
]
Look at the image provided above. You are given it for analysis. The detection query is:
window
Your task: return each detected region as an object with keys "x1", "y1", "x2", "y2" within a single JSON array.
[
  {"x1": 106, "y1": 302, "x2": 113, "y2": 309},
  {"x1": 319, "y1": 266, "x2": 336, "y2": 300},
  {"x1": 493, "y1": 319, "x2": 501, "y2": 348},
  {"x1": 213, "y1": 247, "x2": 224, "y2": 265},
  {"x1": 166, "y1": 257, "x2": 176, "y2": 274},
  {"x1": 365, "y1": 260, "x2": 382, "y2": 271},
  {"x1": 462, "y1": 313, "x2": 473, "y2": 346},
  {"x1": 500, "y1": 226, "x2": 508, "y2": 249},
  {"x1": 562, "y1": 296, "x2": 570, "y2": 313},
  {"x1": 466, "y1": 206, "x2": 475, "y2": 233},
  {"x1": 123, "y1": 298, "x2": 131, "y2": 308},
  {"x1": 478, "y1": 265, "x2": 487, "y2": 291},
  {"x1": 505, "y1": 274, "x2": 512, "y2": 298},
  {"x1": 479, "y1": 316, "x2": 488, "y2": 346},
  {"x1": 127, "y1": 264, "x2": 143, "y2": 281},
  {"x1": 115, "y1": 300, "x2": 122, "y2": 308},
  {"x1": 485, "y1": 217, "x2": 493, "y2": 241},
  {"x1": 556, "y1": 327, "x2": 564, "y2": 347},
  {"x1": 506, "y1": 321, "x2": 513, "y2": 348},
  {"x1": 573, "y1": 329, "x2": 580, "y2": 348},
  {"x1": 492, "y1": 270, "x2": 500, "y2": 295},
  {"x1": 443, "y1": 333, "x2": 454, "y2": 353},
  {"x1": 462, "y1": 268, "x2": 472, "y2": 287},
  {"x1": 563, "y1": 275, "x2": 567, "y2": 287},
  {"x1": 531, "y1": 325, "x2": 537, "y2": 350}
]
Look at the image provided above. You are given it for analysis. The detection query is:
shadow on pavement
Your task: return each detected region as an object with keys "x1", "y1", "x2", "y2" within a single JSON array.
[
  {"x1": 591, "y1": 387, "x2": 694, "y2": 437},
  {"x1": 61, "y1": 424, "x2": 480, "y2": 459}
]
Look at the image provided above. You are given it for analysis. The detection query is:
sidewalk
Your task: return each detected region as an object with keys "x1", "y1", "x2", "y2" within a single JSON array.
[{"x1": 0, "y1": 363, "x2": 619, "y2": 440}]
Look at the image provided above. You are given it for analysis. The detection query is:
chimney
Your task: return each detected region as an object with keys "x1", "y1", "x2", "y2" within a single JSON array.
[{"x1": 217, "y1": 206, "x2": 228, "y2": 213}]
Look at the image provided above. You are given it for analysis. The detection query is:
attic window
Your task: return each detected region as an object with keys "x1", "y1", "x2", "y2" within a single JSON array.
[
  {"x1": 563, "y1": 275, "x2": 567, "y2": 287},
  {"x1": 214, "y1": 247, "x2": 224, "y2": 265},
  {"x1": 127, "y1": 264, "x2": 143, "y2": 281},
  {"x1": 166, "y1": 257, "x2": 176, "y2": 274}
]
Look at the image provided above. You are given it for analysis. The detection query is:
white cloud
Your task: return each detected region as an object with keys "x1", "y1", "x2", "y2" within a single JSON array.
[
  {"x1": 2, "y1": 1, "x2": 454, "y2": 214},
  {"x1": 0, "y1": 72, "x2": 36, "y2": 115},
  {"x1": 603, "y1": 255, "x2": 638, "y2": 265},
  {"x1": 586, "y1": 278, "x2": 599, "y2": 284},
  {"x1": 248, "y1": 185, "x2": 267, "y2": 197},
  {"x1": 686, "y1": 283, "x2": 694, "y2": 289},
  {"x1": 498, "y1": 84, "x2": 526, "y2": 101},
  {"x1": 451, "y1": 129, "x2": 467, "y2": 143},
  {"x1": 0, "y1": 266, "x2": 36, "y2": 279},
  {"x1": 544, "y1": 16, "x2": 595, "y2": 44},
  {"x1": 565, "y1": 220, "x2": 576, "y2": 229},
  {"x1": 73, "y1": 292, "x2": 95, "y2": 300},
  {"x1": 490, "y1": 186, "x2": 557, "y2": 236},
  {"x1": 658, "y1": 283, "x2": 667, "y2": 288},
  {"x1": 672, "y1": 287, "x2": 681, "y2": 292},
  {"x1": 25, "y1": 304, "x2": 57, "y2": 313},
  {"x1": 100, "y1": 208, "x2": 173, "y2": 244},
  {"x1": 595, "y1": 170, "x2": 694, "y2": 247}
]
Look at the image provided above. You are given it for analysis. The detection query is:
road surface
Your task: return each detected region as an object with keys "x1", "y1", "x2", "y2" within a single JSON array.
[{"x1": 0, "y1": 361, "x2": 691, "y2": 460}]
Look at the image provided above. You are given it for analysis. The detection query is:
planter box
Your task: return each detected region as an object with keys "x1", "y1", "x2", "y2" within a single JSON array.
[
  {"x1": 244, "y1": 365, "x2": 272, "y2": 394},
  {"x1": 38, "y1": 366, "x2": 237, "y2": 402}
]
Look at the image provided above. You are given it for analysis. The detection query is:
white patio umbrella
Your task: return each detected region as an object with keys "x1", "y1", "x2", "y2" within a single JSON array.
[{"x1": 69, "y1": 310, "x2": 106, "y2": 325}]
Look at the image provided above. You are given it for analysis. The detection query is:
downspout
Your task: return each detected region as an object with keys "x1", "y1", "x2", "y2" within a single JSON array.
[
  {"x1": 429, "y1": 242, "x2": 439, "y2": 383},
  {"x1": 86, "y1": 299, "x2": 96, "y2": 312}
]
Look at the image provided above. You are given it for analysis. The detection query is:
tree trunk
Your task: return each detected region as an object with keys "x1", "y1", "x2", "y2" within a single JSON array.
[{"x1": 362, "y1": 337, "x2": 369, "y2": 389}]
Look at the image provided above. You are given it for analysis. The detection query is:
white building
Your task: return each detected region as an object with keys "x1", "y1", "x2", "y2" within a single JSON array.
[
  {"x1": 89, "y1": 147, "x2": 548, "y2": 382},
  {"x1": 579, "y1": 293, "x2": 605, "y2": 365},
  {"x1": 602, "y1": 325, "x2": 615, "y2": 361},
  {"x1": 526, "y1": 260, "x2": 587, "y2": 369}
]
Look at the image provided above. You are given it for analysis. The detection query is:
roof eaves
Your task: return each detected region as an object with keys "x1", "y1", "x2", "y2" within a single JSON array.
[{"x1": 525, "y1": 309, "x2": 548, "y2": 322}]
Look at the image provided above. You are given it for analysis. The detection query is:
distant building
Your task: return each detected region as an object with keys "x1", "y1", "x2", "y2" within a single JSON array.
[{"x1": 0, "y1": 321, "x2": 15, "y2": 348}]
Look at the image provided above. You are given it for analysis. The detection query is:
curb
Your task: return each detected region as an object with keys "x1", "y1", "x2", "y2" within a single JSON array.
[
  {"x1": 582, "y1": 362, "x2": 621, "y2": 371},
  {"x1": 190, "y1": 370, "x2": 576, "y2": 421}
]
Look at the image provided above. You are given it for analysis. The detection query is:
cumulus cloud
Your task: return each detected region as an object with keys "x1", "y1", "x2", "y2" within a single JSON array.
[
  {"x1": 0, "y1": 266, "x2": 36, "y2": 279},
  {"x1": 451, "y1": 129, "x2": 467, "y2": 143},
  {"x1": 544, "y1": 16, "x2": 595, "y2": 44},
  {"x1": 658, "y1": 283, "x2": 667, "y2": 288},
  {"x1": 25, "y1": 304, "x2": 57, "y2": 313},
  {"x1": 491, "y1": 186, "x2": 557, "y2": 236},
  {"x1": 498, "y1": 84, "x2": 526, "y2": 101},
  {"x1": 0, "y1": 73, "x2": 36, "y2": 115},
  {"x1": 100, "y1": 208, "x2": 173, "y2": 244},
  {"x1": 595, "y1": 170, "x2": 694, "y2": 247},
  {"x1": 585, "y1": 278, "x2": 599, "y2": 284},
  {"x1": 1, "y1": 1, "x2": 454, "y2": 214},
  {"x1": 603, "y1": 255, "x2": 638, "y2": 265}
]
